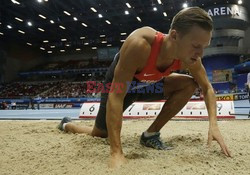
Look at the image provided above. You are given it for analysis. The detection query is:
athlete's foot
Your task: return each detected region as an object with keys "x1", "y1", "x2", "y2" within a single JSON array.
[
  {"x1": 140, "y1": 132, "x2": 173, "y2": 150},
  {"x1": 57, "y1": 116, "x2": 72, "y2": 131}
]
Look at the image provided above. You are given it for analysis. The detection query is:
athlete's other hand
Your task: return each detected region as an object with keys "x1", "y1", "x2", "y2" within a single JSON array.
[{"x1": 208, "y1": 126, "x2": 232, "y2": 157}]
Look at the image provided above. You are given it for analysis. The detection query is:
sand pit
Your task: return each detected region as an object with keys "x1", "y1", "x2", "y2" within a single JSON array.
[{"x1": 0, "y1": 119, "x2": 250, "y2": 175}]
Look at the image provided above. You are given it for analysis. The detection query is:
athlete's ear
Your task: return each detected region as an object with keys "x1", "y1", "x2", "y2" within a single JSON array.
[{"x1": 169, "y1": 29, "x2": 177, "y2": 41}]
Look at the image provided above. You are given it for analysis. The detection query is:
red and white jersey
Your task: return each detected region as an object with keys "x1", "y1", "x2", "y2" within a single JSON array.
[{"x1": 134, "y1": 32, "x2": 181, "y2": 83}]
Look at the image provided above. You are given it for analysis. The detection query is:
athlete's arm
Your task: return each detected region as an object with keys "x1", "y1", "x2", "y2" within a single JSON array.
[
  {"x1": 106, "y1": 34, "x2": 151, "y2": 168},
  {"x1": 188, "y1": 59, "x2": 231, "y2": 157}
]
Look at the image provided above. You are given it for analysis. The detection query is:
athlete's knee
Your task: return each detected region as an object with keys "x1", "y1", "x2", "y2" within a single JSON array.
[
  {"x1": 188, "y1": 77, "x2": 199, "y2": 91},
  {"x1": 186, "y1": 77, "x2": 198, "y2": 93}
]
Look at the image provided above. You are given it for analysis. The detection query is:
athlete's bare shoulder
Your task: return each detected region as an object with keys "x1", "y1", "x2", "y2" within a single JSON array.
[{"x1": 126, "y1": 26, "x2": 157, "y2": 45}]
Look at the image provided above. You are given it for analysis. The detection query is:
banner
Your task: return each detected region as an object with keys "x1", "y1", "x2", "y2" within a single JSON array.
[{"x1": 79, "y1": 101, "x2": 235, "y2": 119}]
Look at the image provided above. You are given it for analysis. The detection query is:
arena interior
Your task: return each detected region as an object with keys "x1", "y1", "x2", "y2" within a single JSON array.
[{"x1": 0, "y1": 0, "x2": 250, "y2": 174}]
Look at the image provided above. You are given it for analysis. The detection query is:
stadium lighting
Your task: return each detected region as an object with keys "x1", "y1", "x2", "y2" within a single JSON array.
[
  {"x1": 63, "y1": 11, "x2": 71, "y2": 16},
  {"x1": 11, "y1": 0, "x2": 20, "y2": 5},
  {"x1": 38, "y1": 28, "x2": 45, "y2": 32},
  {"x1": 106, "y1": 20, "x2": 111, "y2": 24},
  {"x1": 59, "y1": 25, "x2": 66, "y2": 30},
  {"x1": 18, "y1": 30, "x2": 25, "y2": 34},
  {"x1": 27, "y1": 21, "x2": 32, "y2": 26},
  {"x1": 182, "y1": 3, "x2": 188, "y2": 8},
  {"x1": 126, "y1": 3, "x2": 131, "y2": 8},
  {"x1": 90, "y1": 7, "x2": 97, "y2": 12},
  {"x1": 15, "y1": 17, "x2": 23, "y2": 22},
  {"x1": 38, "y1": 14, "x2": 46, "y2": 19},
  {"x1": 82, "y1": 23, "x2": 88, "y2": 27},
  {"x1": 238, "y1": 0, "x2": 243, "y2": 4}
]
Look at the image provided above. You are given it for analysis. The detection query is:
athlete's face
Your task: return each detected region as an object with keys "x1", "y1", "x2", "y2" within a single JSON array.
[{"x1": 175, "y1": 26, "x2": 212, "y2": 65}]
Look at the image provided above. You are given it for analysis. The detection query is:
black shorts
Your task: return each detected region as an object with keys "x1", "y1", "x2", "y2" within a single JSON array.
[{"x1": 95, "y1": 53, "x2": 165, "y2": 131}]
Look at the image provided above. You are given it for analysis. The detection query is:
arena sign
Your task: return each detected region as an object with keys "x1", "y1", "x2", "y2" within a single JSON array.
[{"x1": 206, "y1": 5, "x2": 248, "y2": 21}]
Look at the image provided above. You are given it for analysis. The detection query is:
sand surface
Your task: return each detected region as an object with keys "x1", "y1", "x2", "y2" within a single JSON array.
[{"x1": 0, "y1": 119, "x2": 250, "y2": 175}]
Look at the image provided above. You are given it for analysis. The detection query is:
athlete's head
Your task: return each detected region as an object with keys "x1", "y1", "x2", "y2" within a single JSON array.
[{"x1": 169, "y1": 7, "x2": 213, "y2": 65}]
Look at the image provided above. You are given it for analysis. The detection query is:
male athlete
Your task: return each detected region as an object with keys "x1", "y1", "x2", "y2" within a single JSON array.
[{"x1": 58, "y1": 7, "x2": 231, "y2": 168}]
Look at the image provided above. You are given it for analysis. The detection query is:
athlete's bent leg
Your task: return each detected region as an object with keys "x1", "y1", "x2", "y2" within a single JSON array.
[{"x1": 147, "y1": 73, "x2": 198, "y2": 132}]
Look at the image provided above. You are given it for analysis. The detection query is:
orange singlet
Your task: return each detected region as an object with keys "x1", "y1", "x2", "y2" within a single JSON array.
[{"x1": 134, "y1": 32, "x2": 181, "y2": 82}]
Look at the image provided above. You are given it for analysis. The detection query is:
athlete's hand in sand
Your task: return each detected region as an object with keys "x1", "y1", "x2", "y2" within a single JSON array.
[
  {"x1": 208, "y1": 126, "x2": 231, "y2": 157},
  {"x1": 108, "y1": 153, "x2": 127, "y2": 169}
]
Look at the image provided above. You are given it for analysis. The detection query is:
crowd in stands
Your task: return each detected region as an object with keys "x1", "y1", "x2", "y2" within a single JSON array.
[
  {"x1": 30, "y1": 60, "x2": 111, "y2": 71},
  {"x1": 0, "y1": 57, "x2": 249, "y2": 101},
  {"x1": 0, "y1": 82, "x2": 56, "y2": 98}
]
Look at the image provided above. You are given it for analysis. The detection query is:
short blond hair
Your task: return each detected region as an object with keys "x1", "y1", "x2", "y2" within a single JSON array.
[{"x1": 170, "y1": 7, "x2": 213, "y2": 35}]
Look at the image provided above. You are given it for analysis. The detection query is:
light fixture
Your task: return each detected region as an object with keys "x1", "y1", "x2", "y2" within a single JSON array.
[
  {"x1": 125, "y1": 10, "x2": 129, "y2": 15},
  {"x1": 163, "y1": 12, "x2": 167, "y2": 17},
  {"x1": 101, "y1": 41, "x2": 107, "y2": 44},
  {"x1": 50, "y1": 20, "x2": 54, "y2": 24},
  {"x1": 107, "y1": 44, "x2": 112, "y2": 47},
  {"x1": 27, "y1": 42, "x2": 32, "y2": 46},
  {"x1": 11, "y1": 0, "x2": 20, "y2": 5},
  {"x1": 59, "y1": 25, "x2": 66, "y2": 30},
  {"x1": 43, "y1": 40, "x2": 49, "y2": 43},
  {"x1": 27, "y1": 21, "x2": 32, "y2": 26},
  {"x1": 18, "y1": 30, "x2": 25, "y2": 34},
  {"x1": 61, "y1": 38, "x2": 67, "y2": 41},
  {"x1": 0, "y1": 32, "x2": 4, "y2": 35},
  {"x1": 38, "y1": 28, "x2": 45, "y2": 32},
  {"x1": 38, "y1": 14, "x2": 46, "y2": 19},
  {"x1": 84, "y1": 43, "x2": 89, "y2": 45},
  {"x1": 50, "y1": 45, "x2": 55, "y2": 48},
  {"x1": 157, "y1": 0, "x2": 162, "y2": 4},
  {"x1": 98, "y1": 14, "x2": 103, "y2": 18},
  {"x1": 47, "y1": 51, "x2": 52, "y2": 53},
  {"x1": 7, "y1": 25, "x2": 12, "y2": 29},
  {"x1": 63, "y1": 11, "x2": 71, "y2": 16},
  {"x1": 90, "y1": 7, "x2": 97, "y2": 12},
  {"x1": 238, "y1": 0, "x2": 243, "y2": 4},
  {"x1": 100, "y1": 35, "x2": 105, "y2": 37},
  {"x1": 40, "y1": 47, "x2": 45, "y2": 50},
  {"x1": 60, "y1": 50, "x2": 65, "y2": 52},
  {"x1": 126, "y1": 3, "x2": 131, "y2": 8},
  {"x1": 106, "y1": 20, "x2": 111, "y2": 24},
  {"x1": 76, "y1": 48, "x2": 81, "y2": 51},
  {"x1": 121, "y1": 33, "x2": 127, "y2": 35},
  {"x1": 82, "y1": 23, "x2": 88, "y2": 27},
  {"x1": 153, "y1": 7, "x2": 157, "y2": 11},
  {"x1": 136, "y1": 17, "x2": 141, "y2": 22},
  {"x1": 37, "y1": 0, "x2": 43, "y2": 3},
  {"x1": 182, "y1": 3, "x2": 188, "y2": 8},
  {"x1": 120, "y1": 40, "x2": 125, "y2": 42},
  {"x1": 92, "y1": 47, "x2": 97, "y2": 50},
  {"x1": 80, "y1": 36, "x2": 85, "y2": 39},
  {"x1": 15, "y1": 17, "x2": 23, "y2": 22},
  {"x1": 73, "y1": 17, "x2": 78, "y2": 21}
]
